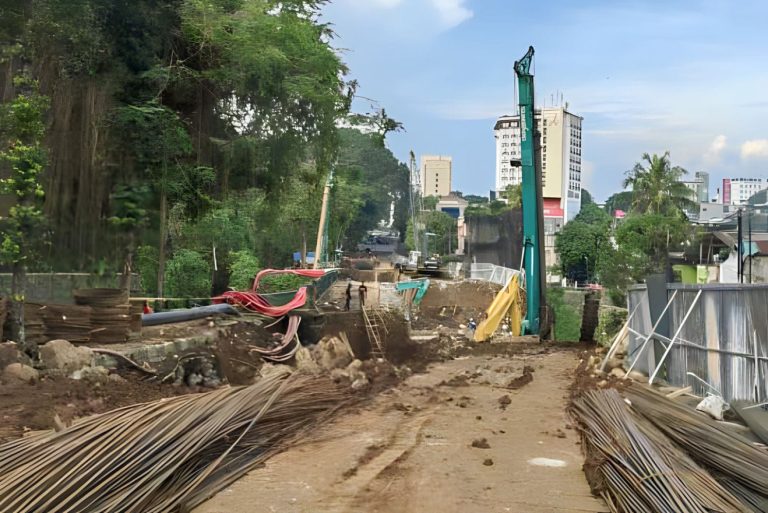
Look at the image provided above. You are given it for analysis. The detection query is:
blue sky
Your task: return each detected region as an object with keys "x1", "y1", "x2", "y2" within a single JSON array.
[{"x1": 321, "y1": 0, "x2": 768, "y2": 201}]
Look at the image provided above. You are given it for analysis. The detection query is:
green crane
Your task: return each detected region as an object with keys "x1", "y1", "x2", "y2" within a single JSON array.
[{"x1": 514, "y1": 46, "x2": 549, "y2": 336}]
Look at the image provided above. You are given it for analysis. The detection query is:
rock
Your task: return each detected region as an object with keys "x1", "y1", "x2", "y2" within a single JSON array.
[
  {"x1": 483, "y1": 458, "x2": 494, "y2": 466},
  {"x1": 330, "y1": 368, "x2": 350, "y2": 382},
  {"x1": 108, "y1": 373, "x2": 127, "y2": 383},
  {"x1": 471, "y1": 438, "x2": 491, "y2": 449},
  {"x1": 602, "y1": 357, "x2": 623, "y2": 371},
  {"x1": 350, "y1": 376, "x2": 370, "y2": 391},
  {"x1": 696, "y1": 395, "x2": 729, "y2": 420},
  {"x1": 70, "y1": 365, "x2": 109, "y2": 382},
  {"x1": 312, "y1": 336, "x2": 354, "y2": 371},
  {"x1": 0, "y1": 342, "x2": 21, "y2": 368},
  {"x1": 3, "y1": 363, "x2": 39, "y2": 383},
  {"x1": 346, "y1": 359, "x2": 363, "y2": 374},
  {"x1": 594, "y1": 346, "x2": 608, "y2": 355},
  {"x1": 609, "y1": 367, "x2": 626, "y2": 379},
  {"x1": 295, "y1": 346, "x2": 320, "y2": 372},
  {"x1": 627, "y1": 370, "x2": 647, "y2": 382},
  {"x1": 39, "y1": 340, "x2": 93, "y2": 373}
]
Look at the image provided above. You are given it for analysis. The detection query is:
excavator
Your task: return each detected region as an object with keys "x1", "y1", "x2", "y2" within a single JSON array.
[{"x1": 475, "y1": 46, "x2": 552, "y2": 341}]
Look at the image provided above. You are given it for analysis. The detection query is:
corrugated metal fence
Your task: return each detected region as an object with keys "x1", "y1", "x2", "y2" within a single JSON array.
[{"x1": 627, "y1": 284, "x2": 768, "y2": 402}]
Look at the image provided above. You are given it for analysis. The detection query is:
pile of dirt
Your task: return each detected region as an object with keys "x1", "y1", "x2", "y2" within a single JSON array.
[
  {"x1": 413, "y1": 280, "x2": 501, "y2": 331},
  {"x1": 212, "y1": 321, "x2": 273, "y2": 385},
  {"x1": 0, "y1": 374, "x2": 193, "y2": 442}
]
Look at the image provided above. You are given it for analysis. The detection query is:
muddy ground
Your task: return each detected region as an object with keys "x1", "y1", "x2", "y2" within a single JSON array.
[{"x1": 194, "y1": 343, "x2": 607, "y2": 513}]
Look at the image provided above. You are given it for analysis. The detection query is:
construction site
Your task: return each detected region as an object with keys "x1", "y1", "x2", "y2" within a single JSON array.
[{"x1": 2, "y1": 2, "x2": 768, "y2": 511}]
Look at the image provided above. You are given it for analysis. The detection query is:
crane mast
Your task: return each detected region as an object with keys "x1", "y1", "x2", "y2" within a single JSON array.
[{"x1": 514, "y1": 46, "x2": 548, "y2": 335}]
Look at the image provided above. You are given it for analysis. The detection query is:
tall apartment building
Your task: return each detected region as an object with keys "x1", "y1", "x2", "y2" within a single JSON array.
[
  {"x1": 494, "y1": 107, "x2": 583, "y2": 277},
  {"x1": 494, "y1": 107, "x2": 584, "y2": 222},
  {"x1": 420, "y1": 155, "x2": 452, "y2": 197},
  {"x1": 722, "y1": 178, "x2": 766, "y2": 206}
]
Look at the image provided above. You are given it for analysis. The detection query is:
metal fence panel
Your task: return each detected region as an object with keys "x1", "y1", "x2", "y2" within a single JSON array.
[{"x1": 469, "y1": 263, "x2": 520, "y2": 287}]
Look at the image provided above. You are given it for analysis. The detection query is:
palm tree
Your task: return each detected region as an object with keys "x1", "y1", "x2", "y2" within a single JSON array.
[{"x1": 623, "y1": 152, "x2": 697, "y2": 216}]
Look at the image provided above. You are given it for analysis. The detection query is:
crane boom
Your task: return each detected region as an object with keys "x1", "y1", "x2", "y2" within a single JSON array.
[{"x1": 514, "y1": 46, "x2": 547, "y2": 335}]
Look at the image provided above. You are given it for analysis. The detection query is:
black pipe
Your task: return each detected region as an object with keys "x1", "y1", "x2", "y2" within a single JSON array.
[
  {"x1": 737, "y1": 209, "x2": 743, "y2": 283},
  {"x1": 142, "y1": 304, "x2": 240, "y2": 326}
]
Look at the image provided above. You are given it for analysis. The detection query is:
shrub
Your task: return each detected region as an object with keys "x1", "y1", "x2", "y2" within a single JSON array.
[
  {"x1": 228, "y1": 250, "x2": 261, "y2": 291},
  {"x1": 165, "y1": 249, "x2": 211, "y2": 298}
]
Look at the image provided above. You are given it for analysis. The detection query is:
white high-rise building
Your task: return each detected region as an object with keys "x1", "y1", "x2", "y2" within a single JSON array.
[
  {"x1": 723, "y1": 178, "x2": 766, "y2": 206},
  {"x1": 493, "y1": 107, "x2": 583, "y2": 222}
]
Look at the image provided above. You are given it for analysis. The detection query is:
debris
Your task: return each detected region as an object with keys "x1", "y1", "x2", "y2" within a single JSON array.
[
  {"x1": 39, "y1": 340, "x2": 93, "y2": 373},
  {"x1": 696, "y1": 395, "x2": 729, "y2": 420},
  {"x1": 471, "y1": 438, "x2": 491, "y2": 449},
  {"x1": 665, "y1": 385, "x2": 693, "y2": 399},
  {"x1": 506, "y1": 365, "x2": 534, "y2": 389},
  {"x1": 608, "y1": 367, "x2": 625, "y2": 379},
  {"x1": 497, "y1": 394, "x2": 511, "y2": 410},
  {"x1": 2, "y1": 363, "x2": 39, "y2": 383},
  {"x1": 294, "y1": 346, "x2": 320, "y2": 372},
  {"x1": 0, "y1": 373, "x2": 348, "y2": 513},
  {"x1": 483, "y1": 458, "x2": 494, "y2": 466},
  {"x1": 312, "y1": 336, "x2": 354, "y2": 371},
  {"x1": 70, "y1": 365, "x2": 109, "y2": 382},
  {"x1": 0, "y1": 342, "x2": 21, "y2": 369}
]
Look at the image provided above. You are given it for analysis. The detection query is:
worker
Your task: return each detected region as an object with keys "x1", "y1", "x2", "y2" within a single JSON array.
[
  {"x1": 468, "y1": 317, "x2": 477, "y2": 333},
  {"x1": 358, "y1": 281, "x2": 368, "y2": 307},
  {"x1": 143, "y1": 300, "x2": 153, "y2": 315},
  {"x1": 344, "y1": 281, "x2": 352, "y2": 311}
]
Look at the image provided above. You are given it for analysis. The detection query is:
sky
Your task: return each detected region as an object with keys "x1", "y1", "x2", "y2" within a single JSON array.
[{"x1": 321, "y1": 0, "x2": 768, "y2": 201}]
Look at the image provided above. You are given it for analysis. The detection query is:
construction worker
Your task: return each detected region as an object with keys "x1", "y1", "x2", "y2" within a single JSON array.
[
  {"x1": 358, "y1": 281, "x2": 368, "y2": 307},
  {"x1": 142, "y1": 300, "x2": 153, "y2": 315},
  {"x1": 344, "y1": 281, "x2": 352, "y2": 311},
  {"x1": 468, "y1": 317, "x2": 477, "y2": 333}
]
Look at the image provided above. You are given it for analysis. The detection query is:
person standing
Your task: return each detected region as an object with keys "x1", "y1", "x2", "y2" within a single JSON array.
[
  {"x1": 344, "y1": 281, "x2": 352, "y2": 311},
  {"x1": 358, "y1": 281, "x2": 368, "y2": 307}
]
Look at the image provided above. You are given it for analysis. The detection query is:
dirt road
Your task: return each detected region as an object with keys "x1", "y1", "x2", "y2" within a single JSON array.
[{"x1": 194, "y1": 347, "x2": 607, "y2": 513}]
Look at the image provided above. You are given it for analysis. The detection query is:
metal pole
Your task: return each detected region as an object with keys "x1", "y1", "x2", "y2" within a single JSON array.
[
  {"x1": 649, "y1": 290, "x2": 702, "y2": 384},
  {"x1": 748, "y1": 208, "x2": 752, "y2": 284},
  {"x1": 599, "y1": 301, "x2": 642, "y2": 372},
  {"x1": 624, "y1": 290, "x2": 679, "y2": 376},
  {"x1": 737, "y1": 209, "x2": 743, "y2": 283}
]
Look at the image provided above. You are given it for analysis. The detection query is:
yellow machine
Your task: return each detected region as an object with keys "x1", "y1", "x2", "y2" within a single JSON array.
[{"x1": 473, "y1": 274, "x2": 524, "y2": 342}]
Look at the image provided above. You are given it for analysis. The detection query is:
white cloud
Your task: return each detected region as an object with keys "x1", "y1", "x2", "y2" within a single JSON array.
[
  {"x1": 428, "y1": 0, "x2": 473, "y2": 28},
  {"x1": 741, "y1": 139, "x2": 768, "y2": 160},
  {"x1": 703, "y1": 134, "x2": 727, "y2": 164},
  {"x1": 368, "y1": 0, "x2": 404, "y2": 7}
]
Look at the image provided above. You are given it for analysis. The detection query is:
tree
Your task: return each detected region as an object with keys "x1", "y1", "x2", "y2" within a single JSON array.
[
  {"x1": 623, "y1": 152, "x2": 696, "y2": 216},
  {"x1": 555, "y1": 206, "x2": 611, "y2": 285},
  {"x1": 422, "y1": 195, "x2": 439, "y2": 211},
  {"x1": 604, "y1": 191, "x2": 633, "y2": 215},
  {"x1": 500, "y1": 184, "x2": 522, "y2": 208},
  {"x1": 580, "y1": 189, "x2": 593, "y2": 206},
  {"x1": 463, "y1": 195, "x2": 488, "y2": 205},
  {"x1": 0, "y1": 77, "x2": 48, "y2": 351},
  {"x1": 406, "y1": 211, "x2": 457, "y2": 255}
]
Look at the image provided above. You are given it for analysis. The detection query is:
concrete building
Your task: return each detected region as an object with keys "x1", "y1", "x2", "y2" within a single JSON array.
[
  {"x1": 493, "y1": 107, "x2": 583, "y2": 222},
  {"x1": 723, "y1": 177, "x2": 766, "y2": 205},
  {"x1": 420, "y1": 155, "x2": 452, "y2": 197}
]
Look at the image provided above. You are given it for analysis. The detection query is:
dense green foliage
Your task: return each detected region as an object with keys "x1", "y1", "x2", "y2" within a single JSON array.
[
  {"x1": 555, "y1": 204, "x2": 612, "y2": 284},
  {"x1": 228, "y1": 250, "x2": 261, "y2": 291},
  {"x1": 0, "y1": 0, "x2": 410, "y2": 298},
  {"x1": 547, "y1": 287, "x2": 582, "y2": 341},
  {"x1": 406, "y1": 210, "x2": 458, "y2": 255},
  {"x1": 604, "y1": 191, "x2": 633, "y2": 215},
  {"x1": 165, "y1": 249, "x2": 212, "y2": 298}
]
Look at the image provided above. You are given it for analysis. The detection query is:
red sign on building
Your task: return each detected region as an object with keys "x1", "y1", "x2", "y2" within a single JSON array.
[
  {"x1": 542, "y1": 198, "x2": 564, "y2": 218},
  {"x1": 722, "y1": 179, "x2": 731, "y2": 204}
]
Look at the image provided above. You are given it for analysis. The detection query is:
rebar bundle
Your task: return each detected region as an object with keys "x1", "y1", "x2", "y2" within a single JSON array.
[
  {"x1": 626, "y1": 385, "x2": 768, "y2": 511},
  {"x1": 0, "y1": 372, "x2": 348, "y2": 513},
  {"x1": 572, "y1": 389, "x2": 748, "y2": 513}
]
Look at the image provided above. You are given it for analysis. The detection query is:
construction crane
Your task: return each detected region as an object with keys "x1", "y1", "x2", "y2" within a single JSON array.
[
  {"x1": 406, "y1": 151, "x2": 424, "y2": 272},
  {"x1": 514, "y1": 46, "x2": 550, "y2": 336}
]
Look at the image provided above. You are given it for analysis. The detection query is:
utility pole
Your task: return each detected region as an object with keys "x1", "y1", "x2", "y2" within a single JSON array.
[{"x1": 313, "y1": 168, "x2": 333, "y2": 270}]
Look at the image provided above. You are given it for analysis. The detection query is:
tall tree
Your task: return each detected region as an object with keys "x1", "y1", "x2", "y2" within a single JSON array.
[
  {"x1": 604, "y1": 191, "x2": 633, "y2": 215},
  {"x1": 0, "y1": 77, "x2": 48, "y2": 351},
  {"x1": 623, "y1": 152, "x2": 696, "y2": 216}
]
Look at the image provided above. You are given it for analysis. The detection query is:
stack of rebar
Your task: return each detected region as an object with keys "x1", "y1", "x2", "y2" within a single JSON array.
[
  {"x1": 0, "y1": 372, "x2": 347, "y2": 513},
  {"x1": 626, "y1": 385, "x2": 768, "y2": 511},
  {"x1": 572, "y1": 389, "x2": 749, "y2": 513}
]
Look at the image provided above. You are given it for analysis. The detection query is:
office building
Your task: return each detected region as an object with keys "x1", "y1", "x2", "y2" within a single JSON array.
[
  {"x1": 420, "y1": 155, "x2": 452, "y2": 197},
  {"x1": 493, "y1": 107, "x2": 583, "y2": 222},
  {"x1": 723, "y1": 178, "x2": 767, "y2": 206}
]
